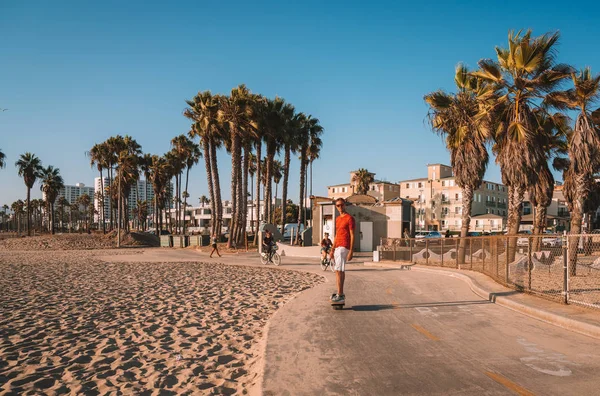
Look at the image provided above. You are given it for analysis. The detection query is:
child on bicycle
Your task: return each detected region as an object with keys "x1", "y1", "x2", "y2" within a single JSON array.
[
  {"x1": 262, "y1": 230, "x2": 274, "y2": 255},
  {"x1": 320, "y1": 232, "x2": 333, "y2": 264}
]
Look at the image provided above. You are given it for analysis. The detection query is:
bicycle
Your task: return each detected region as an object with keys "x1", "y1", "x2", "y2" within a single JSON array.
[
  {"x1": 261, "y1": 244, "x2": 281, "y2": 266},
  {"x1": 320, "y1": 251, "x2": 335, "y2": 272}
]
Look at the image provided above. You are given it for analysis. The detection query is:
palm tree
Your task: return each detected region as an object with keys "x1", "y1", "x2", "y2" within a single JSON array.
[
  {"x1": 78, "y1": 194, "x2": 91, "y2": 232},
  {"x1": 425, "y1": 64, "x2": 495, "y2": 262},
  {"x1": 11, "y1": 200, "x2": 24, "y2": 235},
  {"x1": 0, "y1": 149, "x2": 6, "y2": 169},
  {"x1": 546, "y1": 67, "x2": 600, "y2": 274},
  {"x1": 218, "y1": 85, "x2": 257, "y2": 247},
  {"x1": 1, "y1": 204, "x2": 8, "y2": 232},
  {"x1": 272, "y1": 159, "x2": 283, "y2": 224},
  {"x1": 352, "y1": 168, "x2": 375, "y2": 195},
  {"x1": 40, "y1": 165, "x2": 64, "y2": 235},
  {"x1": 146, "y1": 155, "x2": 169, "y2": 237},
  {"x1": 280, "y1": 109, "x2": 301, "y2": 234},
  {"x1": 247, "y1": 153, "x2": 257, "y2": 233},
  {"x1": 172, "y1": 134, "x2": 201, "y2": 235},
  {"x1": 87, "y1": 143, "x2": 108, "y2": 233},
  {"x1": 57, "y1": 196, "x2": 68, "y2": 232},
  {"x1": 15, "y1": 152, "x2": 43, "y2": 236},
  {"x1": 298, "y1": 115, "x2": 323, "y2": 238},
  {"x1": 473, "y1": 30, "x2": 572, "y2": 260},
  {"x1": 186, "y1": 91, "x2": 224, "y2": 237}
]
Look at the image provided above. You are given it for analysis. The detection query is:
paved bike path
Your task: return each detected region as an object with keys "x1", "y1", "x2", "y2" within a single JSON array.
[{"x1": 261, "y1": 265, "x2": 600, "y2": 395}]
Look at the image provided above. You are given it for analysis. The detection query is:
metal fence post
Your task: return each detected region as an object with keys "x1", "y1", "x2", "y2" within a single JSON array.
[
  {"x1": 393, "y1": 240, "x2": 396, "y2": 262},
  {"x1": 426, "y1": 239, "x2": 429, "y2": 266},
  {"x1": 456, "y1": 238, "x2": 459, "y2": 269},
  {"x1": 563, "y1": 231, "x2": 569, "y2": 304},
  {"x1": 505, "y1": 235, "x2": 509, "y2": 285},
  {"x1": 528, "y1": 236, "x2": 532, "y2": 291},
  {"x1": 495, "y1": 238, "x2": 499, "y2": 278},
  {"x1": 482, "y1": 238, "x2": 486, "y2": 272},
  {"x1": 470, "y1": 238, "x2": 473, "y2": 270},
  {"x1": 409, "y1": 238, "x2": 413, "y2": 263},
  {"x1": 441, "y1": 237, "x2": 444, "y2": 267}
]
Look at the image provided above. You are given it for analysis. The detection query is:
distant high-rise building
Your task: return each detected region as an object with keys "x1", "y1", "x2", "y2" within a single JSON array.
[
  {"x1": 94, "y1": 177, "x2": 171, "y2": 222},
  {"x1": 43, "y1": 183, "x2": 95, "y2": 205}
]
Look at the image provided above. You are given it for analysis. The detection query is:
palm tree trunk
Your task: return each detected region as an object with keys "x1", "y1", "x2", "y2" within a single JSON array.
[
  {"x1": 100, "y1": 169, "x2": 105, "y2": 234},
  {"x1": 26, "y1": 188, "x2": 31, "y2": 236},
  {"x1": 281, "y1": 145, "x2": 291, "y2": 235},
  {"x1": 228, "y1": 132, "x2": 240, "y2": 248},
  {"x1": 254, "y1": 142, "x2": 262, "y2": 244},
  {"x1": 265, "y1": 142, "x2": 275, "y2": 226},
  {"x1": 202, "y1": 139, "x2": 216, "y2": 235},
  {"x1": 184, "y1": 165, "x2": 190, "y2": 235},
  {"x1": 569, "y1": 175, "x2": 587, "y2": 276},
  {"x1": 506, "y1": 185, "x2": 524, "y2": 263},
  {"x1": 297, "y1": 152, "x2": 307, "y2": 244},
  {"x1": 458, "y1": 186, "x2": 474, "y2": 264},
  {"x1": 211, "y1": 139, "x2": 223, "y2": 237},
  {"x1": 241, "y1": 143, "x2": 250, "y2": 244}
]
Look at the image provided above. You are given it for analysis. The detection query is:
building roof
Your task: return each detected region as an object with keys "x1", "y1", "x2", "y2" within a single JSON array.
[
  {"x1": 471, "y1": 214, "x2": 504, "y2": 219},
  {"x1": 383, "y1": 197, "x2": 413, "y2": 204},
  {"x1": 346, "y1": 194, "x2": 378, "y2": 205},
  {"x1": 398, "y1": 177, "x2": 428, "y2": 183},
  {"x1": 426, "y1": 163, "x2": 451, "y2": 168},
  {"x1": 327, "y1": 183, "x2": 351, "y2": 188}
]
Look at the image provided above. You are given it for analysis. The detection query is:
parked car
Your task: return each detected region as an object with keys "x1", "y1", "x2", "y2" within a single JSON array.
[
  {"x1": 542, "y1": 234, "x2": 562, "y2": 247},
  {"x1": 415, "y1": 231, "x2": 442, "y2": 243},
  {"x1": 516, "y1": 231, "x2": 532, "y2": 247},
  {"x1": 283, "y1": 223, "x2": 305, "y2": 241}
]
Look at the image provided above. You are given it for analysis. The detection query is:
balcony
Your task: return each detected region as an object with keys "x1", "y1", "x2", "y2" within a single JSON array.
[
  {"x1": 497, "y1": 202, "x2": 507, "y2": 209},
  {"x1": 485, "y1": 200, "x2": 497, "y2": 207}
]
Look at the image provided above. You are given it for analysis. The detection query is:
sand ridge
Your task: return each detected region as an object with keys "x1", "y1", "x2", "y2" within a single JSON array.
[{"x1": 0, "y1": 250, "x2": 323, "y2": 394}]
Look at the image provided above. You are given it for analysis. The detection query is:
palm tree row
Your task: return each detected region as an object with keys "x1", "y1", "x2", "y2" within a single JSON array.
[
  {"x1": 184, "y1": 85, "x2": 324, "y2": 247},
  {"x1": 425, "y1": 29, "x2": 600, "y2": 271}
]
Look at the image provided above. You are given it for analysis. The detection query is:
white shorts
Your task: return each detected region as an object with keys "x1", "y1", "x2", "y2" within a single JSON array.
[{"x1": 333, "y1": 247, "x2": 349, "y2": 272}]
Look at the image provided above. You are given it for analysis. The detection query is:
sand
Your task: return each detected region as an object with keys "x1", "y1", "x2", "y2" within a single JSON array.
[{"x1": 0, "y1": 248, "x2": 323, "y2": 394}]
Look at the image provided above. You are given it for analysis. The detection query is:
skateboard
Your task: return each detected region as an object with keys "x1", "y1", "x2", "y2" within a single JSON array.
[{"x1": 331, "y1": 293, "x2": 345, "y2": 310}]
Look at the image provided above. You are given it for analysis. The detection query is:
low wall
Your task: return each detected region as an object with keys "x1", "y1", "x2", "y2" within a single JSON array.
[{"x1": 276, "y1": 243, "x2": 321, "y2": 258}]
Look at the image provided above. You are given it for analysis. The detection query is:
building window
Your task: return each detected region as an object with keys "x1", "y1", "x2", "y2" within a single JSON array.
[
  {"x1": 418, "y1": 182, "x2": 423, "y2": 188},
  {"x1": 405, "y1": 183, "x2": 410, "y2": 188},
  {"x1": 442, "y1": 180, "x2": 445, "y2": 187}
]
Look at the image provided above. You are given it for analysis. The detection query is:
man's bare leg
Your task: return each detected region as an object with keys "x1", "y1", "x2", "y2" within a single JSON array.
[{"x1": 336, "y1": 271, "x2": 345, "y2": 296}]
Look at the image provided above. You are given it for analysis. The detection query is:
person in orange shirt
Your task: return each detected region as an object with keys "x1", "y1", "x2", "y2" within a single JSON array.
[{"x1": 329, "y1": 198, "x2": 355, "y2": 302}]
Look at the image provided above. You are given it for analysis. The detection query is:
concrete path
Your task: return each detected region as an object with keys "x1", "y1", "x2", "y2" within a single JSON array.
[
  {"x1": 261, "y1": 265, "x2": 600, "y2": 395},
  {"x1": 100, "y1": 248, "x2": 600, "y2": 395}
]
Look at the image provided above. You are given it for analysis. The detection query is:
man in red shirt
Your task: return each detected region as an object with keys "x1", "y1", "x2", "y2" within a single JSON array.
[{"x1": 329, "y1": 198, "x2": 355, "y2": 302}]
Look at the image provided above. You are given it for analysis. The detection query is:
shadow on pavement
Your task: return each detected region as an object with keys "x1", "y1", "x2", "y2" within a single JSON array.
[{"x1": 351, "y1": 300, "x2": 492, "y2": 311}]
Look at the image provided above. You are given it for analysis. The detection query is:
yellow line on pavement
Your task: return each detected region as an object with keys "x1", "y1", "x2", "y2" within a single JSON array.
[
  {"x1": 485, "y1": 371, "x2": 535, "y2": 396},
  {"x1": 411, "y1": 324, "x2": 439, "y2": 341}
]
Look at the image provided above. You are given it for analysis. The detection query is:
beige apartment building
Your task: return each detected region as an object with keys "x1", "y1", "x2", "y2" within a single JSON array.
[
  {"x1": 327, "y1": 170, "x2": 401, "y2": 202},
  {"x1": 399, "y1": 164, "x2": 508, "y2": 232}
]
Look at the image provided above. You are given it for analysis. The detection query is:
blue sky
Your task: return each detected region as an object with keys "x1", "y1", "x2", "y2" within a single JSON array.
[{"x1": 2, "y1": 0, "x2": 600, "y2": 208}]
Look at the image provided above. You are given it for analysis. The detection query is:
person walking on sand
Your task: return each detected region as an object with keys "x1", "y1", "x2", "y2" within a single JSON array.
[
  {"x1": 329, "y1": 198, "x2": 355, "y2": 303},
  {"x1": 210, "y1": 234, "x2": 221, "y2": 258}
]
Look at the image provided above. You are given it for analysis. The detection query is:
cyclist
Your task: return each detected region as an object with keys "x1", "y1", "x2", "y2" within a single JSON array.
[
  {"x1": 320, "y1": 232, "x2": 333, "y2": 264},
  {"x1": 262, "y1": 230, "x2": 274, "y2": 256}
]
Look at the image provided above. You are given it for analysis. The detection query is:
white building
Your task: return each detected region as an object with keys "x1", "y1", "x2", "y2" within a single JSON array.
[
  {"x1": 94, "y1": 177, "x2": 165, "y2": 222},
  {"x1": 43, "y1": 183, "x2": 95, "y2": 205},
  {"x1": 162, "y1": 198, "x2": 282, "y2": 233}
]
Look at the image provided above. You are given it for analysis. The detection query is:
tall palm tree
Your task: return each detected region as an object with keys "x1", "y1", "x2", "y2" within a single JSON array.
[
  {"x1": 218, "y1": 85, "x2": 257, "y2": 247},
  {"x1": 186, "y1": 91, "x2": 224, "y2": 237},
  {"x1": 298, "y1": 115, "x2": 323, "y2": 237},
  {"x1": 87, "y1": 143, "x2": 108, "y2": 233},
  {"x1": 473, "y1": 30, "x2": 572, "y2": 260},
  {"x1": 40, "y1": 165, "x2": 64, "y2": 235},
  {"x1": 1, "y1": 204, "x2": 8, "y2": 231},
  {"x1": 15, "y1": 152, "x2": 43, "y2": 236},
  {"x1": 546, "y1": 67, "x2": 600, "y2": 274},
  {"x1": 0, "y1": 149, "x2": 6, "y2": 169},
  {"x1": 172, "y1": 134, "x2": 201, "y2": 235},
  {"x1": 352, "y1": 168, "x2": 375, "y2": 195},
  {"x1": 279, "y1": 109, "x2": 301, "y2": 234},
  {"x1": 147, "y1": 155, "x2": 169, "y2": 237},
  {"x1": 11, "y1": 200, "x2": 24, "y2": 235},
  {"x1": 425, "y1": 64, "x2": 495, "y2": 262},
  {"x1": 247, "y1": 153, "x2": 257, "y2": 233}
]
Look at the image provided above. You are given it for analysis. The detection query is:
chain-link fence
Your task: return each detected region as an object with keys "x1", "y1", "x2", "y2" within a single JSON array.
[{"x1": 379, "y1": 234, "x2": 600, "y2": 311}]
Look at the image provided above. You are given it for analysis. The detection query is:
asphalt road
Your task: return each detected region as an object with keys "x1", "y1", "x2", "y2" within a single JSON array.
[{"x1": 262, "y1": 262, "x2": 600, "y2": 395}]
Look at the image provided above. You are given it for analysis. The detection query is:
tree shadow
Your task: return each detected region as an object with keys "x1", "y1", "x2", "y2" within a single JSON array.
[{"x1": 351, "y1": 300, "x2": 492, "y2": 311}]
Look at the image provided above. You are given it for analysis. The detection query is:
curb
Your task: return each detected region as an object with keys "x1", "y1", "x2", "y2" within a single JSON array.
[{"x1": 364, "y1": 261, "x2": 600, "y2": 340}]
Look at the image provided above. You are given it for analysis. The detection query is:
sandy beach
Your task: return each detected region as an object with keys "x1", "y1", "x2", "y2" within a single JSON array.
[{"x1": 0, "y1": 247, "x2": 323, "y2": 394}]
